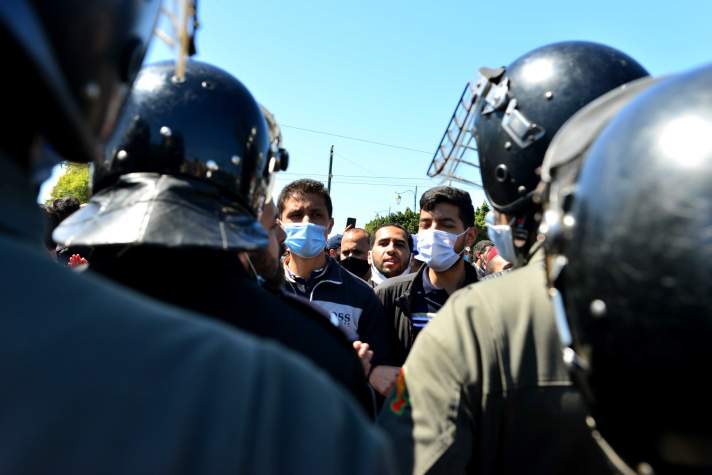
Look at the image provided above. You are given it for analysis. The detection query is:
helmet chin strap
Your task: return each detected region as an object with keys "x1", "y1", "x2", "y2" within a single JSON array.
[
  {"x1": 243, "y1": 253, "x2": 265, "y2": 286},
  {"x1": 587, "y1": 417, "x2": 653, "y2": 475},
  {"x1": 509, "y1": 211, "x2": 541, "y2": 266}
]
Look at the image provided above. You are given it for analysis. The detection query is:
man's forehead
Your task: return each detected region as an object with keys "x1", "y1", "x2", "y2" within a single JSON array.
[
  {"x1": 375, "y1": 226, "x2": 407, "y2": 241},
  {"x1": 283, "y1": 193, "x2": 328, "y2": 211},
  {"x1": 341, "y1": 239, "x2": 360, "y2": 249},
  {"x1": 420, "y1": 202, "x2": 461, "y2": 221}
]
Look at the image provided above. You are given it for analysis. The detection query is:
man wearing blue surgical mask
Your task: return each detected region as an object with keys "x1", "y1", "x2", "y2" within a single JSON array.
[
  {"x1": 278, "y1": 179, "x2": 399, "y2": 398},
  {"x1": 374, "y1": 186, "x2": 478, "y2": 364}
]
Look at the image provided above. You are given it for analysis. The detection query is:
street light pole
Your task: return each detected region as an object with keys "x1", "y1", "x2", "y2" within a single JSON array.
[
  {"x1": 327, "y1": 145, "x2": 334, "y2": 194},
  {"x1": 395, "y1": 187, "x2": 418, "y2": 211}
]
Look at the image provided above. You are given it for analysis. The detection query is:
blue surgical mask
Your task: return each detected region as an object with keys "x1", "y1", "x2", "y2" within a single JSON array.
[
  {"x1": 485, "y1": 211, "x2": 517, "y2": 264},
  {"x1": 283, "y1": 223, "x2": 327, "y2": 258}
]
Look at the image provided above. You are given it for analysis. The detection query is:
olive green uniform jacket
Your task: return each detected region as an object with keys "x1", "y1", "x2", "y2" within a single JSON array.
[{"x1": 378, "y1": 246, "x2": 609, "y2": 474}]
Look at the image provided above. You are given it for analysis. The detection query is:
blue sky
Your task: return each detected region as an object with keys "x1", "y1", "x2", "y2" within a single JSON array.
[{"x1": 40, "y1": 0, "x2": 712, "y2": 235}]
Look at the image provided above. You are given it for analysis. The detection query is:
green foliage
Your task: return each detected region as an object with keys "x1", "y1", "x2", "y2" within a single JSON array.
[
  {"x1": 474, "y1": 201, "x2": 490, "y2": 243},
  {"x1": 364, "y1": 208, "x2": 419, "y2": 235},
  {"x1": 49, "y1": 162, "x2": 90, "y2": 204}
]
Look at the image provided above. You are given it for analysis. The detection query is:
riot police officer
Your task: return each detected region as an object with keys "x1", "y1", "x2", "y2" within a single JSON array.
[
  {"x1": 0, "y1": 2, "x2": 392, "y2": 473},
  {"x1": 55, "y1": 59, "x2": 376, "y2": 415},
  {"x1": 541, "y1": 64, "x2": 712, "y2": 474},
  {"x1": 379, "y1": 41, "x2": 648, "y2": 474}
]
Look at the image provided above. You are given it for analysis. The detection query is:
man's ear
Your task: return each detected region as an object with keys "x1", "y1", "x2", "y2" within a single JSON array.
[
  {"x1": 368, "y1": 250, "x2": 373, "y2": 266},
  {"x1": 465, "y1": 227, "x2": 478, "y2": 248},
  {"x1": 327, "y1": 217, "x2": 334, "y2": 235}
]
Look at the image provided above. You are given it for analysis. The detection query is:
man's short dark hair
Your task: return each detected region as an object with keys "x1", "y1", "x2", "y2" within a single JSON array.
[
  {"x1": 370, "y1": 223, "x2": 414, "y2": 252},
  {"x1": 419, "y1": 186, "x2": 475, "y2": 229},
  {"x1": 51, "y1": 197, "x2": 81, "y2": 222},
  {"x1": 277, "y1": 179, "x2": 333, "y2": 218},
  {"x1": 41, "y1": 197, "x2": 82, "y2": 251}
]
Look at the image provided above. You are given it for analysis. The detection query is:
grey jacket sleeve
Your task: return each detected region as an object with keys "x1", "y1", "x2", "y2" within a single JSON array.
[{"x1": 378, "y1": 293, "x2": 477, "y2": 475}]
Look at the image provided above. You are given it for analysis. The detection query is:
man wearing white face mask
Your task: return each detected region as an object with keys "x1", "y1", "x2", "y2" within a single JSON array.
[
  {"x1": 378, "y1": 41, "x2": 646, "y2": 474},
  {"x1": 374, "y1": 186, "x2": 478, "y2": 365}
]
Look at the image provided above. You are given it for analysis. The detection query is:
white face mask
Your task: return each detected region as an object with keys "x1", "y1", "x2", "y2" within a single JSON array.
[
  {"x1": 415, "y1": 228, "x2": 467, "y2": 272},
  {"x1": 485, "y1": 211, "x2": 517, "y2": 264},
  {"x1": 370, "y1": 262, "x2": 411, "y2": 286}
]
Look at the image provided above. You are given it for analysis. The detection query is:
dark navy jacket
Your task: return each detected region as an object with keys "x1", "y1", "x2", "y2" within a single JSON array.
[{"x1": 284, "y1": 255, "x2": 397, "y2": 367}]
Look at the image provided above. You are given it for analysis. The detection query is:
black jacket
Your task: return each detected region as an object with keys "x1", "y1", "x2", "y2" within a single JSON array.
[
  {"x1": 375, "y1": 261, "x2": 479, "y2": 365},
  {"x1": 284, "y1": 256, "x2": 397, "y2": 367},
  {"x1": 89, "y1": 246, "x2": 376, "y2": 415},
  {"x1": 0, "y1": 156, "x2": 394, "y2": 474}
]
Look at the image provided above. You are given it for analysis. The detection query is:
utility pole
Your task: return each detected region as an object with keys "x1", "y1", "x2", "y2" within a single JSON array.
[
  {"x1": 327, "y1": 145, "x2": 334, "y2": 194},
  {"x1": 414, "y1": 185, "x2": 418, "y2": 211}
]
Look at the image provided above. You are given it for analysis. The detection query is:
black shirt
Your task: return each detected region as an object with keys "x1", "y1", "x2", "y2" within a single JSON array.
[{"x1": 375, "y1": 260, "x2": 480, "y2": 364}]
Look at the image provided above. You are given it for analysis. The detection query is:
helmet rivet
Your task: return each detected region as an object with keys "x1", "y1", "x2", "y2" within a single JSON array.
[
  {"x1": 504, "y1": 141, "x2": 512, "y2": 150},
  {"x1": 84, "y1": 82, "x2": 101, "y2": 100},
  {"x1": 518, "y1": 185, "x2": 526, "y2": 195},
  {"x1": 545, "y1": 91, "x2": 554, "y2": 100},
  {"x1": 116, "y1": 150, "x2": 128, "y2": 160},
  {"x1": 201, "y1": 80, "x2": 214, "y2": 90},
  {"x1": 494, "y1": 164, "x2": 508, "y2": 183},
  {"x1": 206, "y1": 160, "x2": 219, "y2": 171},
  {"x1": 585, "y1": 416, "x2": 596, "y2": 430},
  {"x1": 160, "y1": 126, "x2": 172, "y2": 137},
  {"x1": 231, "y1": 155, "x2": 241, "y2": 165},
  {"x1": 637, "y1": 463, "x2": 654, "y2": 475},
  {"x1": 590, "y1": 299, "x2": 607, "y2": 318}
]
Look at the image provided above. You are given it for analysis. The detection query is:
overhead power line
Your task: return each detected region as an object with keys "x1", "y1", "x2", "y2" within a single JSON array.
[
  {"x1": 329, "y1": 181, "x2": 424, "y2": 187},
  {"x1": 279, "y1": 172, "x2": 435, "y2": 181},
  {"x1": 334, "y1": 151, "x2": 378, "y2": 176},
  {"x1": 281, "y1": 124, "x2": 431, "y2": 155}
]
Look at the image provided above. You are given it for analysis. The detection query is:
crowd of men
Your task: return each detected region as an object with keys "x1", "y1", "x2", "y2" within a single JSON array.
[{"x1": 2, "y1": 1, "x2": 712, "y2": 474}]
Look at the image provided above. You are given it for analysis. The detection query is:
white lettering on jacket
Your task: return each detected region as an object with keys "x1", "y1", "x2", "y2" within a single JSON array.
[{"x1": 312, "y1": 300, "x2": 362, "y2": 341}]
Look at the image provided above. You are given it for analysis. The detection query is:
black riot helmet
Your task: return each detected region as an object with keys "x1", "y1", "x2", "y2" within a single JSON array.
[
  {"x1": 542, "y1": 64, "x2": 712, "y2": 474},
  {"x1": 0, "y1": 0, "x2": 162, "y2": 164},
  {"x1": 54, "y1": 60, "x2": 283, "y2": 252},
  {"x1": 473, "y1": 41, "x2": 649, "y2": 216}
]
